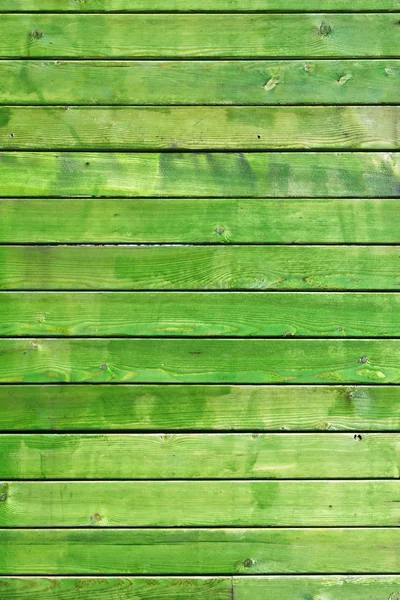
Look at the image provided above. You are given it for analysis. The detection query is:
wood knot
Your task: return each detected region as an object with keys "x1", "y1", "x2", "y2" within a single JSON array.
[
  {"x1": 101, "y1": 363, "x2": 108, "y2": 371},
  {"x1": 31, "y1": 30, "x2": 44, "y2": 40},
  {"x1": 359, "y1": 356, "x2": 368, "y2": 364},
  {"x1": 0, "y1": 493, "x2": 7, "y2": 502},
  {"x1": 243, "y1": 558, "x2": 255, "y2": 568},
  {"x1": 354, "y1": 434, "x2": 363, "y2": 441},
  {"x1": 216, "y1": 227, "x2": 225, "y2": 235},
  {"x1": 318, "y1": 22, "x2": 332, "y2": 37}
]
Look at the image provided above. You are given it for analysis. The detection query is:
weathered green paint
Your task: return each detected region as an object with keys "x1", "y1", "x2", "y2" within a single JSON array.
[
  {"x1": 1, "y1": 0, "x2": 399, "y2": 11},
  {"x1": 234, "y1": 576, "x2": 400, "y2": 599},
  {"x1": 2, "y1": 481, "x2": 400, "y2": 527},
  {"x1": 0, "y1": 385, "x2": 399, "y2": 432},
  {"x1": 1, "y1": 60, "x2": 399, "y2": 106},
  {"x1": 0, "y1": 246, "x2": 400, "y2": 290},
  {"x1": 1, "y1": 292, "x2": 400, "y2": 337},
  {"x1": 1, "y1": 577, "x2": 400, "y2": 600},
  {"x1": 1, "y1": 152, "x2": 398, "y2": 197},
  {"x1": 1, "y1": 529, "x2": 400, "y2": 574},
  {"x1": 2, "y1": 106, "x2": 400, "y2": 150},
  {"x1": 1, "y1": 14, "x2": 399, "y2": 59},
  {"x1": 0, "y1": 339, "x2": 399, "y2": 384},
  {"x1": 1, "y1": 199, "x2": 400, "y2": 244},
  {"x1": 0, "y1": 578, "x2": 232, "y2": 599},
  {"x1": 1, "y1": 433, "x2": 399, "y2": 479}
]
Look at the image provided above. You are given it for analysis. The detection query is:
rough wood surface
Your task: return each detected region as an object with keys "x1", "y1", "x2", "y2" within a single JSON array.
[
  {"x1": 0, "y1": 577, "x2": 231, "y2": 599},
  {"x1": 1, "y1": 199, "x2": 400, "y2": 244},
  {"x1": 2, "y1": 60, "x2": 398, "y2": 106},
  {"x1": 1, "y1": 433, "x2": 400, "y2": 479},
  {"x1": 0, "y1": 339, "x2": 399, "y2": 384},
  {"x1": 1, "y1": 14, "x2": 399, "y2": 59},
  {"x1": 1, "y1": 246, "x2": 400, "y2": 291},
  {"x1": 1, "y1": 292, "x2": 400, "y2": 337},
  {"x1": 0, "y1": 384, "x2": 398, "y2": 432},
  {"x1": 1, "y1": 528, "x2": 400, "y2": 574},
  {"x1": 234, "y1": 576, "x2": 400, "y2": 599},
  {"x1": 2, "y1": 481, "x2": 400, "y2": 527},
  {"x1": 1, "y1": 0, "x2": 399, "y2": 11},
  {"x1": 1, "y1": 152, "x2": 398, "y2": 198},
  {"x1": 2, "y1": 106, "x2": 400, "y2": 150}
]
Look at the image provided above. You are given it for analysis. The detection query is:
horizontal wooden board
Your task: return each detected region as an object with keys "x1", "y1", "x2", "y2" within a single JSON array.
[
  {"x1": 0, "y1": 339, "x2": 400, "y2": 384},
  {"x1": 1, "y1": 199, "x2": 400, "y2": 244},
  {"x1": 0, "y1": 577, "x2": 231, "y2": 599},
  {"x1": 1, "y1": 246, "x2": 400, "y2": 291},
  {"x1": 2, "y1": 481, "x2": 400, "y2": 527},
  {"x1": 234, "y1": 576, "x2": 400, "y2": 599},
  {"x1": 1, "y1": 152, "x2": 399, "y2": 198},
  {"x1": 0, "y1": 385, "x2": 399, "y2": 432},
  {"x1": 1, "y1": 1, "x2": 399, "y2": 12},
  {"x1": 1, "y1": 292, "x2": 400, "y2": 338},
  {"x1": 1, "y1": 14, "x2": 400, "y2": 59},
  {"x1": 1, "y1": 528, "x2": 400, "y2": 574},
  {"x1": 2, "y1": 577, "x2": 400, "y2": 600},
  {"x1": 2, "y1": 106, "x2": 400, "y2": 150},
  {"x1": 2, "y1": 433, "x2": 400, "y2": 479},
  {"x1": 2, "y1": 60, "x2": 399, "y2": 106}
]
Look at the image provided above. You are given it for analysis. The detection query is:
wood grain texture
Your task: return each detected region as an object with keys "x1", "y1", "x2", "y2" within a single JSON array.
[
  {"x1": 0, "y1": 200, "x2": 397, "y2": 246},
  {"x1": 2, "y1": 577, "x2": 400, "y2": 600},
  {"x1": 1, "y1": 199, "x2": 400, "y2": 244},
  {"x1": 0, "y1": 384, "x2": 399, "y2": 432},
  {"x1": 1, "y1": 246, "x2": 400, "y2": 291},
  {"x1": 2, "y1": 433, "x2": 400, "y2": 479},
  {"x1": 2, "y1": 60, "x2": 399, "y2": 106},
  {"x1": 1, "y1": 1, "x2": 399, "y2": 11},
  {"x1": 1, "y1": 14, "x2": 400, "y2": 59},
  {"x1": 234, "y1": 576, "x2": 400, "y2": 599},
  {"x1": 2, "y1": 481, "x2": 400, "y2": 527},
  {"x1": 2, "y1": 106, "x2": 400, "y2": 150},
  {"x1": 1, "y1": 152, "x2": 398, "y2": 198},
  {"x1": 0, "y1": 577, "x2": 231, "y2": 599},
  {"x1": 0, "y1": 339, "x2": 399, "y2": 384},
  {"x1": 1, "y1": 292, "x2": 400, "y2": 338},
  {"x1": 1, "y1": 528, "x2": 400, "y2": 574}
]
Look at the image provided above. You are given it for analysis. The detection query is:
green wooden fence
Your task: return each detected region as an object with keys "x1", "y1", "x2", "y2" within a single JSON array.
[{"x1": 0, "y1": 1, "x2": 399, "y2": 598}]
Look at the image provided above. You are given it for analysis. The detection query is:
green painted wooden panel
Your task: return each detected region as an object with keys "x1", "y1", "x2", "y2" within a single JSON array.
[
  {"x1": 1, "y1": 528, "x2": 400, "y2": 574},
  {"x1": 0, "y1": 201, "x2": 386, "y2": 245},
  {"x1": 2, "y1": 106, "x2": 400, "y2": 150},
  {"x1": 234, "y1": 576, "x2": 400, "y2": 599},
  {"x1": 1, "y1": 14, "x2": 400, "y2": 59},
  {"x1": 1, "y1": 433, "x2": 399, "y2": 479},
  {"x1": 1, "y1": 0, "x2": 399, "y2": 11},
  {"x1": 1, "y1": 199, "x2": 400, "y2": 244},
  {"x1": 0, "y1": 339, "x2": 399, "y2": 384},
  {"x1": 2, "y1": 481, "x2": 400, "y2": 527},
  {"x1": 1, "y1": 246, "x2": 400, "y2": 291},
  {"x1": 0, "y1": 578, "x2": 232, "y2": 599},
  {"x1": 1, "y1": 292, "x2": 400, "y2": 337},
  {"x1": 2, "y1": 60, "x2": 399, "y2": 105},
  {"x1": 0, "y1": 385, "x2": 398, "y2": 432},
  {"x1": 2, "y1": 577, "x2": 400, "y2": 600},
  {"x1": 1, "y1": 152, "x2": 398, "y2": 198}
]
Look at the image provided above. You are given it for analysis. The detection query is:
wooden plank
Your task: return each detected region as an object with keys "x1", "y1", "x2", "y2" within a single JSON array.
[
  {"x1": 1, "y1": 60, "x2": 399, "y2": 106},
  {"x1": 2, "y1": 107, "x2": 400, "y2": 150},
  {"x1": 0, "y1": 339, "x2": 399, "y2": 384},
  {"x1": 1, "y1": 433, "x2": 400, "y2": 479},
  {"x1": 0, "y1": 14, "x2": 399, "y2": 59},
  {"x1": 1, "y1": 1, "x2": 399, "y2": 12},
  {"x1": 1, "y1": 528, "x2": 400, "y2": 574},
  {"x1": 3, "y1": 481, "x2": 400, "y2": 527},
  {"x1": 234, "y1": 576, "x2": 400, "y2": 599},
  {"x1": 1, "y1": 199, "x2": 400, "y2": 244},
  {"x1": 1, "y1": 152, "x2": 398, "y2": 198},
  {"x1": 0, "y1": 384, "x2": 399, "y2": 432},
  {"x1": 2, "y1": 292, "x2": 400, "y2": 338},
  {"x1": 2, "y1": 577, "x2": 400, "y2": 600},
  {"x1": 0, "y1": 577, "x2": 232, "y2": 599},
  {"x1": 1, "y1": 246, "x2": 400, "y2": 291}
]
